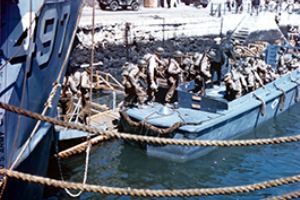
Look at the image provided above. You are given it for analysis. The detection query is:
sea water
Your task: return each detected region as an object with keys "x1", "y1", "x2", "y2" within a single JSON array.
[{"x1": 48, "y1": 103, "x2": 300, "y2": 200}]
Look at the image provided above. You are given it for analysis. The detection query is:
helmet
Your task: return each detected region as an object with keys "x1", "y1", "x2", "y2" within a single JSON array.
[
  {"x1": 207, "y1": 50, "x2": 216, "y2": 58},
  {"x1": 85, "y1": 67, "x2": 93, "y2": 74},
  {"x1": 174, "y1": 50, "x2": 183, "y2": 57},
  {"x1": 137, "y1": 59, "x2": 147, "y2": 66},
  {"x1": 283, "y1": 54, "x2": 292, "y2": 63},
  {"x1": 155, "y1": 47, "x2": 164, "y2": 54},
  {"x1": 243, "y1": 67, "x2": 251, "y2": 75},
  {"x1": 233, "y1": 39, "x2": 240, "y2": 46},
  {"x1": 122, "y1": 70, "x2": 129, "y2": 76}
]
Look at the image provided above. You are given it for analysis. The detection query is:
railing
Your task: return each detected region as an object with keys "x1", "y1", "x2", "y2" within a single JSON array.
[{"x1": 209, "y1": 1, "x2": 298, "y2": 17}]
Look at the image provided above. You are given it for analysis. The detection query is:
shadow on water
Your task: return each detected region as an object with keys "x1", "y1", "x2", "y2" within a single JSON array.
[{"x1": 47, "y1": 103, "x2": 300, "y2": 200}]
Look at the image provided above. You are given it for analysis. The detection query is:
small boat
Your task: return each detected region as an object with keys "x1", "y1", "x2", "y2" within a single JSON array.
[{"x1": 120, "y1": 54, "x2": 300, "y2": 162}]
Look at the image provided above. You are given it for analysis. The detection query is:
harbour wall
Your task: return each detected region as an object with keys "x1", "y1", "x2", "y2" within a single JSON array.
[{"x1": 69, "y1": 9, "x2": 298, "y2": 77}]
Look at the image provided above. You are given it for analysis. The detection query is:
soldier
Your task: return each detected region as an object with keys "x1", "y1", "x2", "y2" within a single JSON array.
[
  {"x1": 80, "y1": 67, "x2": 95, "y2": 100},
  {"x1": 145, "y1": 47, "x2": 165, "y2": 103},
  {"x1": 122, "y1": 61, "x2": 147, "y2": 107},
  {"x1": 59, "y1": 76, "x2": 74, "y2": 121},
  {"x1": 277, "y1": 49, "x2": 289, "y2": 75},
  {"x1": 68, "y1": 70, "x2": 81, "y2": 96},
  {"x1": 193, "y1": 52, "x2": 212, "y2": 84},
  {"x1": 79, "y1": 67, "x2": 95, "y2": 125},
  {"x1": 122, "y1": 70, "x2": 135, "y2": 107},
  {"x1": 241, "y1": 63, "x2": 256, "y2": 92},
  {"x1": 164, "y1": 51, "x2": 183, "y2": 105},
  {"x1": 224, "y1": 72, "x2": 242, "y2": 101},
  {"x1": 193, "y1": 74, "x2": 206, "y2": 96},
  {"x1": 181, "y1": 53, "x2": 194, "y2": 82},
  {"x1": 207, "y1": 49, "x2": 224, "y2": 85},
  {"x1": 265, "y1": 64, "x2": 278, "y2": 83}
]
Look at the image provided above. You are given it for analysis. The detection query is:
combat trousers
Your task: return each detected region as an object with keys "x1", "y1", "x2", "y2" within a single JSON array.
[{"x1": 165, "y1": 76, "x2": 178, "y2": 103}]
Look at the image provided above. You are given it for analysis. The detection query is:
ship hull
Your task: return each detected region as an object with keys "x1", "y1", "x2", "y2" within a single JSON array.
[
  {"x1": 4, "y1": 125, "x2": 53, "y2": 200},
  {"x1": 0, "y1": 0, "x2": 82, "y2": 198}
]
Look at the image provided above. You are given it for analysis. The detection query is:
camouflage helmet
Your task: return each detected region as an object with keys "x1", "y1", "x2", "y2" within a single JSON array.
[
  {"x1": 155, "y1": 47, "x2": 164, "y2": 54},
  {"x1": 174, "y1": 50, "x2": 183, "y2": 57}
]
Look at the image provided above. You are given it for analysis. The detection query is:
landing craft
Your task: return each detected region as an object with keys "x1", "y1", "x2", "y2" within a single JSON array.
[
  {"x1": 120, "y1": 30, "x2": 300, "y2": 161},
  {"x1": 0, "y1": 0, "x2": 82, "y2": 198}
]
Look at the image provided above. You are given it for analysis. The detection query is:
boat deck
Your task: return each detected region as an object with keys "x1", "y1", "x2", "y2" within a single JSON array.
[{"x1": 89, "y1": 109, "x2": 120, "y2": 131}]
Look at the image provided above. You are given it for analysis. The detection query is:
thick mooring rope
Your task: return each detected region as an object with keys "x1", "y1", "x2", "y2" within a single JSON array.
[
  {"x1": 265, "y1": 189, "x2": 300, "y2": 200},
  {"x1": 56, "y1": 135, "x2": 111, "y2": 158},
  {"x1": 0, "y1": 169, "x2": 300, "y2": 197},
  {"x1": 1, "y1": 101, "x2": 300, "y2": 147}
]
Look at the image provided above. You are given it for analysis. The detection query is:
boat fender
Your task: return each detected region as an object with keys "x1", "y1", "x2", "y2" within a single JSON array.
[
  {"x1": 253, "y1": 93, "x2": 266, "y2": 116},
  {"x1": 274, "y1": 83, "x2": 286, "y2": 111}
]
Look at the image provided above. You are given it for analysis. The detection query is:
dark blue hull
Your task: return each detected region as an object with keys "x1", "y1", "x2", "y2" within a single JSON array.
[
  {"x1": 4, "y1": 126, "x2": 53, "y2": 200},
  {"x1": 0, "y1": 0, "x2": 82, "y2": 198}
]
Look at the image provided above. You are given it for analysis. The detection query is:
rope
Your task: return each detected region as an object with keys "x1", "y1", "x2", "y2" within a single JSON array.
[
  {"x1": 56, "y1": 141, "x2": 91, "y2": 197},
  {"x1": 1, "y1": 168, "x2": 300, "y2": 197},
  {"x1": 56, "y1": 135, "x2": 111, "y2": 159},
  {"x1": 265, "y1": 189, "x2": 300, "y2": 200},
  {"x1": 3, "y1": 101, "x2": 300, "y2": 147}
]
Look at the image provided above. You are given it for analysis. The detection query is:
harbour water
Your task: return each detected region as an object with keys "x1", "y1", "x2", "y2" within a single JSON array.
[{"x1": 48, "y1": 103, "x2": 300, "y2": 199}]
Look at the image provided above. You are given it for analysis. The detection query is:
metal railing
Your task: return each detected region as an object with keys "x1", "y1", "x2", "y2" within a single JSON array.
[{"x1": 210, "y1": 1, "x2": 298, "y2": 17}]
